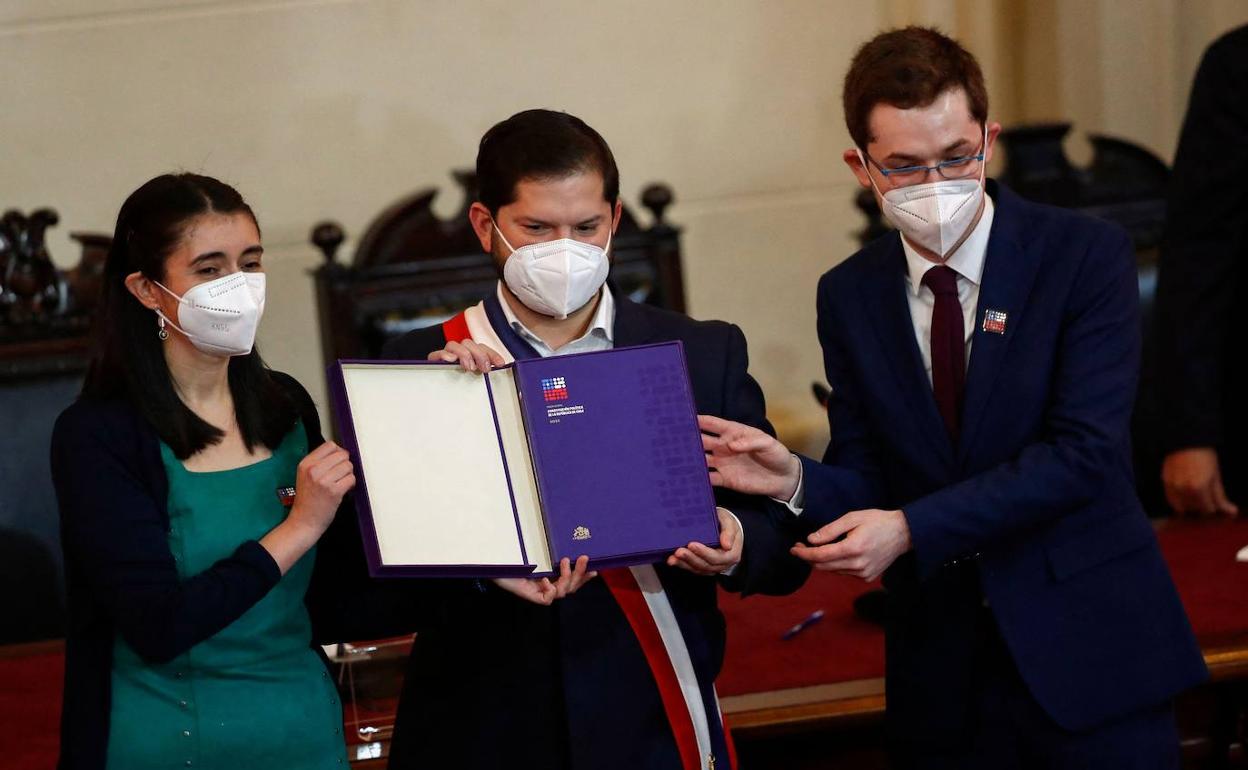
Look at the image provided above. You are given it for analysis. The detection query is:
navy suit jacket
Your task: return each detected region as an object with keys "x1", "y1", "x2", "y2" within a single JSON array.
[
  {"x1": 800, "y1": 182, "x2": 1206, "y2": 741},
  {"x1": 379, "y1": 295, "x2": 809, "y2": 770}
]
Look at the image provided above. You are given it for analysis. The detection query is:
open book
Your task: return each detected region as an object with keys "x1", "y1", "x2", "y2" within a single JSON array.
[{"x1": 329, "y1": 342, "x2": 719, "y2": 578}]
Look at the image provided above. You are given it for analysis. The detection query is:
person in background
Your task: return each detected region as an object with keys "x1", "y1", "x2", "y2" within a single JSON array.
[
  {"x1": 51, "y1": 173, "x2": 357, "y2": 770},
  {"x1": 1153, "y1": 25, "x2": 1247, "y2": 518}
]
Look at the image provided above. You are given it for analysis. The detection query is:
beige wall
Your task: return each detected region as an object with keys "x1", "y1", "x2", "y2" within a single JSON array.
[
  {"x1": 1004, "y1": 0, "x2": 1248, "y2": 162},
  {"x1": 4, "y1": 0, "x2": 1246, "y2": 452}
]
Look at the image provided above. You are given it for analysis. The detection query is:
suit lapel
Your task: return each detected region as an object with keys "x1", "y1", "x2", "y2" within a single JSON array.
[
  {"x1": 957, "y1": 185, "x2": 1042, "y2": 466},
  {"x1": 612, "y1": 291, "x2": 662, "y2": 348},
  {"x1": 860, "y1": 240, "x2": 956, "y2": 470}
]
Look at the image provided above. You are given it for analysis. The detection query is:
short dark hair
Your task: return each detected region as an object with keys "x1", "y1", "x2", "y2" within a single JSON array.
[
  {"x1": 476, "y1": 109, "x2": 620, "y2": 215},
  {"x1": 82, "y1": 173, "x2": 295, "y2": 459},
  {"x1": 842, "y1": 26, "x2": 988, "y2": 150}
]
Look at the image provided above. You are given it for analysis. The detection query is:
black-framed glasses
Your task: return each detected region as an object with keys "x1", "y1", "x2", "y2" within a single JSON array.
[{"x1": 863, "y1": 133, "x2": 986, "y2": 184}]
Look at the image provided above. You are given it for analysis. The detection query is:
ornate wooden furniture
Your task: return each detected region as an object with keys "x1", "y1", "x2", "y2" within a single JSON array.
[
  {"x1": 0, "y1": 210, "x2": 107, "y2": 381},
  {"x1": 0, "y1": 207, "x2": 108, "y2": 644}
]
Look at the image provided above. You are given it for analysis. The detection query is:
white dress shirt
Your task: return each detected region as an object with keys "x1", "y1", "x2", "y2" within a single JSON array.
[
  {"x1": 495, "y1": 282, "x2": 615, "y2": 356},
  {"x1": 901, "y1": 194, "x2": 995, "y2": 384},
  {"x1": 781, "y1": 194, "x2": 995, "y2": 515}
]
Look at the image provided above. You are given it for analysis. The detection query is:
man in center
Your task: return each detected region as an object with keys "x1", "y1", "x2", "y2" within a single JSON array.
[{"x1": 381, "y1": 108, "x2": 808, "y2": 770}]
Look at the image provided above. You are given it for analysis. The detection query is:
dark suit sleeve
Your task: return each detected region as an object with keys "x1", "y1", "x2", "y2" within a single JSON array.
[
  {"x1": 51, "y1": 408, "x2": 281, "y2": 664},
  {"x1": 904, "y1": 226, "x2": 1141, "y2": 577},
  {"x1": 715, "y1": 324, "x2": 811, "y2": 597},
  {"x1": 381, "y1": 325, "x2": 450, "y2": 360},
  {"x1": 1153, "y1": 32, "x2": 1248, "y2": 452},
  {"x1": 797, "y1": 271, "x2": 887, "y2": 527}
]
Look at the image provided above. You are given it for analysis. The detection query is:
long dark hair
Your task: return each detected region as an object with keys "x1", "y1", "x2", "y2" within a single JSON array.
[{"x1": 82, "y1": 173, "x2": 296, "y2": 459}]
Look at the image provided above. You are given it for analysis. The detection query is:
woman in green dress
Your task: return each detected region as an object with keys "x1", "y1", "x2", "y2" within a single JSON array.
[{"x1": 51, "y1": 173, "x2": 357, "y2": 769}]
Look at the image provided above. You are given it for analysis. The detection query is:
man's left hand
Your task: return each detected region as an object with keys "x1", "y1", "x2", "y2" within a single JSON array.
[
  {"x1": 791, "y1": 509, "x2": 911, "y2": 582},
  {"x1": 667, "y1": 507, "x2": 742, "y2": 575},
  {"x1": 493, "y1": 556, "x2": 596, "y2": 605}
]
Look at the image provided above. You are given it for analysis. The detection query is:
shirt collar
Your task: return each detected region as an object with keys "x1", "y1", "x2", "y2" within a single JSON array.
[
  {"x1": 494, "y1": 281, "x2": 616, "y2": 346},
  {"x1": 903, "y1": 192, "x2": 995, "y2": 296}
]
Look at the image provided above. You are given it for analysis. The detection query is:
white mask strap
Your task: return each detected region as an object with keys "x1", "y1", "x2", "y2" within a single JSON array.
[
  {"x1": 857, "y1": 148, "x2": 888, "y2": 199},
  {"x1": 149, "y1": 281, "x2": 190, "y2": 337},
  {"x1": 492, "y1": 221, "x2": 519, "y2": 256},
  {"x1": 152, "y1": 279, "x2": 185, "y2": 304}
]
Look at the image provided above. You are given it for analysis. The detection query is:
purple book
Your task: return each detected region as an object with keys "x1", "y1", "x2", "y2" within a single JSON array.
[
  {"x1": 328, "y1": 341, "x2": 719, "y2": 578},
  {"x1": 512, "y1": 344, "x2": 720, "y2": 570}
]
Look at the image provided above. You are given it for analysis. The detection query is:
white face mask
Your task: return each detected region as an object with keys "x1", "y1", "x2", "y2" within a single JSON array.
[
  {"x1": 154, "y1": 271, "x2": 266, "y2": 357},
  {"x1": 858, "y1": 130, "x2": 987, "y2": 259},
  {"x1": 495, "y1": 222, "x2": 611, "y2": 319}
]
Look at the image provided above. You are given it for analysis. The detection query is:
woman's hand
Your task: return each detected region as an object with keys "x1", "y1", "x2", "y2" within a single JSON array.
[
  {"x1": 288, "y1": 441, "x2": 356, "y2": 535},
  {"x1": 262, "y1": 440, "x2": 355, "y2": 574}
]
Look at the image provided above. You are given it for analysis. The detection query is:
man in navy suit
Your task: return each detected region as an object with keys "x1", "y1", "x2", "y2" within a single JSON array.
[
  {"x1": 379, "y1": 109, "x2": 808, "y2": 770},
  {"x1": 700, "y1": 27, "x2": 1206, "y2": 767}
]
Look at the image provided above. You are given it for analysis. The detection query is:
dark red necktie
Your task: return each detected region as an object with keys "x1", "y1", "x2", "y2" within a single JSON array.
[{"x1": 922, "y1": 265, "x2": 965, "y2": 440}]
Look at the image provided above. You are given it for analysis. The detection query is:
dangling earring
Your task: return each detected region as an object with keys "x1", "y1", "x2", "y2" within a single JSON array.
[{"x1": 157, "y1": 315, "x2": 169, "y2": 341}]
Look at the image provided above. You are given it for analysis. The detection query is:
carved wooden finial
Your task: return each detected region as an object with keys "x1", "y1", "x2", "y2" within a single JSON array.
[
  {"x1": 640, "y1": 184, "x2": 674, "y2": 226},
  {"x1": 311, "y1": 222, "x2": 346, "y2": 264},
  {"x1": 28, "y1": 208, "x2": 60, "y2": 243},
  {"x1": 1, "y1": 207, "x2": 64, "y2": 322}
]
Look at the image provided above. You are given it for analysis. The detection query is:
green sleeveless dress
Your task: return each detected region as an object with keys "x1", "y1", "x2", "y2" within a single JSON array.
[{"x1": 105, "y1": 423, "x2": 348, "y2": 769}]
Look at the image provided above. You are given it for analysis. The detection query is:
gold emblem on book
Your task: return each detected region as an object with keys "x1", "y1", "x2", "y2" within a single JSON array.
[{"x1": 572, "y1": 526, "x2": 592, "y2": 541}]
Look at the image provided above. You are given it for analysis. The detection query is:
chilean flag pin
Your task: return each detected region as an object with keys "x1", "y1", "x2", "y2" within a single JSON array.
[{"x1": 982, "y1": 309, "x2": 1008, "y2": 335}]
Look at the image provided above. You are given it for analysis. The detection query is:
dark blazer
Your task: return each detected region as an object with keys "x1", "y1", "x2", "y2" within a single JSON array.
[
  {"x1": 800, "y1": 182, "x2": 1207, "y2": 743},
  {"x1": 49, "y1": 371, "x2": 369, "y2": 770},
  {"x1": 1153, "y1": 25, "x2": 1248, "y2": 502},
  {"x1": 379, "y1": 295, "x2": 809, "y2": 770}
]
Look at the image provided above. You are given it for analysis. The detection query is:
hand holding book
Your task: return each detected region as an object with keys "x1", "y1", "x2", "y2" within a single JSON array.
[
  {"x1": 432, "y1": 338, "x2": 506, "y2": 373},
  {"x1": 494, "y1": 555, "x2": 598, "y2": 605},
  {"x1": 667, "y1": 507, "x2": 742, "y2": 575},
  {"x1": 433, "y1": 340, "x2": 599, "y2": 602},
  {"x1": 330, "y1": 342, "x2": 720, "y2": 578}
]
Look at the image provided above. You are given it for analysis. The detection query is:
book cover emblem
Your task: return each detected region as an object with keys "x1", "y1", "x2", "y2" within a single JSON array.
[
  {"x1": 572, "y1": 526, "x2": 592, "y2": 541},
  {"x1": 541, "y1": 376, "x2": 568, "y2": 402}
]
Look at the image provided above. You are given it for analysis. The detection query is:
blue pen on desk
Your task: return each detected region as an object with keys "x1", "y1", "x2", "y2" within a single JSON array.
[{"x1": 781, "y1": 609, "x2": 825, "y2": 640}]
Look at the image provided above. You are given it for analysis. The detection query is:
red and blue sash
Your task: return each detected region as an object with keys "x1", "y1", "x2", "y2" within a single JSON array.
[{"x1": 441, "y1": 296, "x2": 736, "y2": 770}]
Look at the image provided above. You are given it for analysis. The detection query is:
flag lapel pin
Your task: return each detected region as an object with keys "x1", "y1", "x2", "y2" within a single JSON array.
[{"x1": 982, "y1": 309, "x2": 1008, "y2": 334}]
